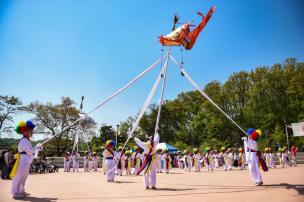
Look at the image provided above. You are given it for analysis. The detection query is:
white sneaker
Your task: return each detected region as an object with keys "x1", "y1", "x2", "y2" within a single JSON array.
[{"x1": 13, "y1": 193, "x2": 25, "y2": 198}]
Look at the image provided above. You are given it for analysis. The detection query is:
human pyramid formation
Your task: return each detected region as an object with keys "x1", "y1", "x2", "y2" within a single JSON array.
[{"x1": 9, "y1": 121, "x2": 295, "y2": 199}]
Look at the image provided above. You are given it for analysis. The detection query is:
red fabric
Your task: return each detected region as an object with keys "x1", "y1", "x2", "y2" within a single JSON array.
[
  {"x1": 166, "y1": 154, "x2": 169, "y2": 168},
  {"x1": 291, "y1": 147, "x2": 297, "y2": 156},
  {"x1": 159, "y1": 6, "x2": 215, "y2": 49},
  {"x1": 184, "y1": 6, "x2": 215, "y2": 50},
  {"x1": 249, "y1": 131, "x2": 259, "y2": 140},
  {"x1": 136, "y1": 147, "x2": 153, "y2": 175}
]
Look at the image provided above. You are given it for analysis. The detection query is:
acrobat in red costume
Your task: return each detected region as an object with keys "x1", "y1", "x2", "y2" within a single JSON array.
[{"x1": 159, "y1": 6, "x2": 215, "y2": 50}]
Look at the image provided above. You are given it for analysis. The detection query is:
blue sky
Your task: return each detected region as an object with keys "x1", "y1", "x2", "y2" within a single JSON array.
[{"x1": 0, "y1": 0, "x2": 304, "y2": 138}]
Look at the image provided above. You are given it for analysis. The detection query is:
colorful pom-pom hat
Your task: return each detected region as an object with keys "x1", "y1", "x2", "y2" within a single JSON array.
[{"x1": 15, "y1": 120, "x2": 35, "y2": 134}]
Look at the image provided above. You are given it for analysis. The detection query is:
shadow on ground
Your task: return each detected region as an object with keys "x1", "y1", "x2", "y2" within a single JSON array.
[
  {"x1": 263, "y1": 183, "x2": 304, "y2": 195},
  {"x1": 15, "y1": 196, "x2": 58, "y2": 202}
]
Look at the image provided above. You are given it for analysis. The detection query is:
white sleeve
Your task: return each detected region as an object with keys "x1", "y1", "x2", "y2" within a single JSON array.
[
  {"x1": 135, "y1": 137, "x2": 147, "y2": 150},
  {"x1": 19, "y1": 138, "x2": 35, "y2": 155}
]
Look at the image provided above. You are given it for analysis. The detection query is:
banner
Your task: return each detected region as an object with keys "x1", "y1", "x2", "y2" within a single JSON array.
[{"x1": 291, "y1": 122, "x2": 304, "y2": 137}]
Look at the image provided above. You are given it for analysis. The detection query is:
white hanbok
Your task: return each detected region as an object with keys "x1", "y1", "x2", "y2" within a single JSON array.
[
  {"x1": 134, "y1": 134, "x2": 160, "y2": 188},
  {"x1": 11, "y1": 138, "x2": 36, "y2": 196},
  {"x1": 243, "y1": 138, "x2": 263, "y2": 185}
]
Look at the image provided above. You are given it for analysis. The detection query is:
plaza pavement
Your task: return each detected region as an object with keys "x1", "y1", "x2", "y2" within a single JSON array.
[{"x1": 1, "y1": 165, "x2": 303, "y2": 202}]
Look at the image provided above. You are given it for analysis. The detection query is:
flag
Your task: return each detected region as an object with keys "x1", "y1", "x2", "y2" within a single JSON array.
[{"x1": 291, "y1": 122, "x2": 304, "y2": 137}]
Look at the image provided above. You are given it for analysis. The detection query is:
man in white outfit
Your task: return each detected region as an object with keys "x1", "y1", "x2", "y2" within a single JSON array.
[
  {"x1": 103, "y1": 140, "x2": 117, "y2": 182},
  {"x1": 72, "y1": 150, "x2": 79, "y2": 172},
  {"x1": 227, "y1": 148, "x2": 233, "y2": 170},
  {"x1": 132, "y1": 146, "x2": 142, "y2": 174},
  {"x1": 268, "y1": 148, "x2": 276, "y2": 168},
  {"x1": 83, "y1": 151, "x2": 89, "y2": 172},
  {"x1": 63, "y1": 152, "x2": 71, "y2": 172},
  {"x1": 193, "y1": 149, "x2": 201, "y2": 172},
  {"x1": 163, "y1": 149, "x2": 171, "y2": 174},
  {"x1": 11, "y1": 120, "x2": 42, "y2": 199},
  {"x1": 242, "y1": 128, "x2": 264, "y2": 186},
  {"x1": 134, "y1": 133, "x2": 160, "y2": 189},
  {"x1": 156, "y1": 149, "x2": 163, "y2": 173},
  {"x1": 116, "y1": 146, "x2": 125, "y2": 176},
  {"x1": 176, "y1": 151, "x2": 183, "y2": 170},
  {"x1": 92, "y1": 152, "x2": 98, "y2": 171}
]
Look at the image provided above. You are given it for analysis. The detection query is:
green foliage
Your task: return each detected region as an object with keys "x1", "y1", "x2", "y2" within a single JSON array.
[
  {"x1": 136, "y1": 58, "x2": 304, "y2": 149},
  {"x1": 26, "y1": 97, "x2": 96, "y2": 156},
  {"x1": 0, "y1": 96, "x2": 24, "y2": 137}
]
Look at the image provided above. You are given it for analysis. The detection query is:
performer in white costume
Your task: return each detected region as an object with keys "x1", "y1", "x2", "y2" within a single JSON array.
[
  {"x1": 238, "y1": 148, "x2": 246, "y2": 170},
  {"x1": 163, "y1": 149, "x2": 171, "y2": 174},
  {"x1": 124, "y1": 150, "x2": 132, "y2": 175},
  {"x1": 243, "y1": 128, "x2": 268, "y2": 186},
  {"x1": 92, "y1": 152, "x2": 98, "y2": 171},
  {"x1": 193, "y1": 149, "x2": 201, "y2": 172},
  {"x1": 183, "y1": 150, "x2": 192, "y2": 172},
  {"x1": 227, "y1": 148, "x2": 233, "y2": 170},
  {"x1": 63, "y1": 152, "x2": 71, "y2": 172},
  {"x1": 132, "y1": 146, "x2": 142, "y2": 174},
  {"x1": 213, "y1": 150, "x2": 220, "y2": 169},
  {"x1": 268, "y1": 148, "x2": 276, "y2": 168},
  {"x1": 204, "y1": 148, "x2": 214, "y2": 171},
  {"x1": 156, "y1": 149, "x2": 163, "y2": 173},
  {"x1": 72, "y1": 150, "x2": 79, "y2": 172},
  {"x1": 176, "y1": 151, "x2": 183, "y2": 169},
  {"x1": 116, "y1": 146, "x2": 126, "y2": 176},
  {"x1": 281, "y1": 147, "x2": 290, "y2": 168},
  {"x1": 83, "y1": 151, "x2": 89, "y2": 172},
  {"x1": 11, "y1": 121, "x2": 42, "y2": 199},
  {"x1": 102, "y1": 140, "x2": 117, "y2": 182},
  {"x1": 134, "y1": 133, "x2": 160, "y2": 189}
]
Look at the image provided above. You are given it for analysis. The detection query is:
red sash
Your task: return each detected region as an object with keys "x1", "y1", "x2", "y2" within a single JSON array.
[
  {"x1": 136, "y1": 147, "x2": 153, "y2": 175},
  {"x1": 250, "y1": 149, "x2": 268, "y2": 172},
  {"x1": 117, "y1": 151, "x2": 124, "y2": 169},
  {"x1": 133, "y1": 152, "x2": 138, "y2": 167},
  {"x1": 166, "y1": 154, "x2": 169, "y2": 168}
]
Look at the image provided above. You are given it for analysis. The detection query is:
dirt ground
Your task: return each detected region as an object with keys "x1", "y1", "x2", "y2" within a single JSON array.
[{"x1": 1, "y1": 165, "x2": 303, "y2": 202}]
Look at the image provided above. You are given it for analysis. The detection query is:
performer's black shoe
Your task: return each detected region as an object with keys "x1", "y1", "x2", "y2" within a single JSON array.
[{"x1": 151, "y1": 186, "x2": 157, "y2": 190}]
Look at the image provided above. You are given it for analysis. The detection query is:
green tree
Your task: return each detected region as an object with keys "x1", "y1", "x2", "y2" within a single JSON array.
[
  {"x1": 27, "y1": 97, "x2": 96, "y2": 156},
  {"x1": 0, "y1": 95, "x2": 24, "y2": 137}
]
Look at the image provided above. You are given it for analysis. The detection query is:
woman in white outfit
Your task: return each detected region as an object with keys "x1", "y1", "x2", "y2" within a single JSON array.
[{"x1": 72, "y1": 151, "x2": 79, "y2": 172}]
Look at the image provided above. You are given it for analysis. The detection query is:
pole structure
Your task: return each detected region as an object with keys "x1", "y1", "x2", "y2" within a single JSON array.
[
  {"x1": 152, "y1": 47, "x2": 171, "y2": 144},
  {"x1": 170, "y1": 55, "x2": 247, "y2": 136},
  {"x1": 122, "y1": 51, "x2": 170, "y2": 149},
  {"x1": 41, "y1": 58, "x2": 161, "y2": 145}
]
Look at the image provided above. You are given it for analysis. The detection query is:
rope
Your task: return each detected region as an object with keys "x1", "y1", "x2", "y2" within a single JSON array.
[
  {"x1": 154, "y1": 47, "x2": 171, "y2": 136},
  {"x1": 170, "y1": 55, "x2": 247, "y2": 136},
  {"x1": 41, "y1": 58, "x2": 162, "y2": 145},
  {"x1": 122, "y1": 52, "x2": 170, "y2": 149},
  {"x1": 105, "y1": 54, "x2": 169, "y2": 175}
]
